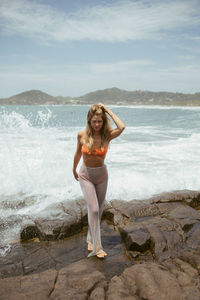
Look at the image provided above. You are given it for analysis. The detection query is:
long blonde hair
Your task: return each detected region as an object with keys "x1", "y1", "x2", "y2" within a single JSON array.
[{"x1": 81, "y1": 104, "x2": 112, "y2": 150}]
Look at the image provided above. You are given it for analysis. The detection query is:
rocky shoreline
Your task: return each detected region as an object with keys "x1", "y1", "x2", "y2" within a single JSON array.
[{"x1": 1, "y1": 189, "x2": 200, "y2": 299}]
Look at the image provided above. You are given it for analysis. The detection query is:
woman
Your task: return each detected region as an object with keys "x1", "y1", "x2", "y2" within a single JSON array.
[{"x1": 73, "y1": 103, "x2": 125, "y2": 258}]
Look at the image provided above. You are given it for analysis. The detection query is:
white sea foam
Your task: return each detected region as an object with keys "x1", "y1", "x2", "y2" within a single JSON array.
[
  {"x1": 0, "y1": 245, "x2": 11, "y2": 257},
  {"x1": 107, "y1": 129, "x2": 200, "y2": 200}
]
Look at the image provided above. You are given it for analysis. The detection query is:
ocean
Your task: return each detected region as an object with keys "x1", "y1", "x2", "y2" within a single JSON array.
[{"x1": 0, "y1": 105, "x2": 200, "y2": 253}]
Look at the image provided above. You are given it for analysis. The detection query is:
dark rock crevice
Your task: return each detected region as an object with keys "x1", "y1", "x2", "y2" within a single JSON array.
[
  {"x1": 48, "y1": 270, "x2": 58, "y2": 298},
  {"x1": 86, "y1": 280, "x2": 106, "y2": 300}
]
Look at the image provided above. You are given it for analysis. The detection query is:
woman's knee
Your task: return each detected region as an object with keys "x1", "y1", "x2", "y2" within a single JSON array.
[{"x1": 89, "y1": 206, "x2": 99, "y2": 217}]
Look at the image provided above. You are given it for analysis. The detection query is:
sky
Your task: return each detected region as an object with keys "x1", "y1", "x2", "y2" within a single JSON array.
[{"x1": 0, "y1": 0, "x2": 200, "y2": 98}]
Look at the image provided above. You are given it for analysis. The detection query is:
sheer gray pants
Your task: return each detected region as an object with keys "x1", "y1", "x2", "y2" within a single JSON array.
[{"x1": 79, "y1": 165, "x2": 108, "y2": 257}]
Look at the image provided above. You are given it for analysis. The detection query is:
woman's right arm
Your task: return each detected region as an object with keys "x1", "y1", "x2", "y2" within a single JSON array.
[{"x1": 73, "y1": 131, "x2": 82, "y2": 181}]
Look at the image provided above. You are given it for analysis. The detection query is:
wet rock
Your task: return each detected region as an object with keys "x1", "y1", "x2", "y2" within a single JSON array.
[
  {"x1": 35, "y1": 208, "x2": 78, "y2": 241},
  {"x1": 90, "y1": 284, "x2": 106, "y2": 300},
  {"x1": 119, "y1": 223, "x2": 151, "y2": 253},
  {"x1": 162, "y1": 258, "x2": 200, "y2": 300},
  {"x1": 107, "y1": 262, "x2": 186, "y2": 300},
  {"x1": 20, "y1": 224, "x2": 40, "y2": 241},
  {"x1": 1, "y1": 220, "x2": 131, "y2": 280},
  {"x1": 0, "y1": 261, "x2": 23, "y2": 280},
  {"x1": 171, "y1": 205, "x2": 200, "y2": 233},
  {"x1": 1, "y1": 190, "x2": 200, "y2": 300},
  {"x1": 155, "y1": 202, "x2": 200, "y2": 232},
  {"x1": 186, "y1": 222, "x2": 200, "y2": 249},
  {"x1": 0, "y1": 269, "x2": 57, "y2": 300},
  {"x1": 61, "y1": 198, "x2": 88, "y2": 225},
  {"x1": 0, "y1": 215, "x2": 35, "y2": 247},
  {"x1": 142, "y1": 216, "x2": 183, "y2": 260},
  {"x1": 107, "y1": 275, "x2": 138, "y2": 300},
  {"x1": 20, "y1": 198, "x2": 88, "y2": 242},
  {"x1": 167, "y1": 204, "x2": 200, "y2": 220},
  {"x1": 22, "y1": 245, "x2": 56, "y2": 275},
  {"x1": 150, "y1": 190, "x2": 200, "y2": 208},
  {"x1": 0, "y1": 260, "x2": 107, "y2": 300},
  {"x1": 179, "y1": 249, "x2": 200, "y2": 273},
  {"x1": 50, "y1": 259, "x2": 106, "y2": 299},
  {"x1": 155, "y1": 202, "x2": 184, "y2": 215},
  {"x1": 104, "y1": 200, "x2": 128, "y2": 225},
  {"x1": 110, "y1": 199, "x2": 159, "y2": 220}
]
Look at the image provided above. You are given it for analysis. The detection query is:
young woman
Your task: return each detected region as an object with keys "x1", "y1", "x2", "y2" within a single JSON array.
[{"x1": 73, "y1": 103, "x2": 125, "y2": 258}]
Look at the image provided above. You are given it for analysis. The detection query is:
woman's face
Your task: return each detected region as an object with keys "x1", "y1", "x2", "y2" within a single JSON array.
[{"x1": 90, "y1": 115, "x2": 103, "y2": 132}]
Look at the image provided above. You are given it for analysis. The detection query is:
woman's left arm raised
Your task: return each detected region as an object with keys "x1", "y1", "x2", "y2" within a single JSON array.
[{"x1": 98, "y1": 103, "x2": 125, "y2": 140}]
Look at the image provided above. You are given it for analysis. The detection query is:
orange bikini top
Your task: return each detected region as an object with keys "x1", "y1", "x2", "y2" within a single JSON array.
[{"x1": 81, "y1": 144, "x2": 108, "y2": 156}]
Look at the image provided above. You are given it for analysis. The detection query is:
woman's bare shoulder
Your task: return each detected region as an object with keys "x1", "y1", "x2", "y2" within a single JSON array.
[{"x1": 78, "y1": 130, "x2": 85, "y2": 137}]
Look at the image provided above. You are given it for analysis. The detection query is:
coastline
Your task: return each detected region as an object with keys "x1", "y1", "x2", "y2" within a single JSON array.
[
  {"x1": 1, "y1": 189, "x2": 200, "y2": 299},
  {"x1": 1, "y1": 88, "x2": 200, "y2": 106},
  {"x1": 1, "y1": 103, "x2": 200, "y2": 107}
]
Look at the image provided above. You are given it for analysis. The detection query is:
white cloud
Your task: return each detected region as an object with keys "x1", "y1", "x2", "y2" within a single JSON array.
[
  {"x1": 0, "y1": 59, "x2": 200, "y2": 97},
  {"x1": 90, "y1": 59, "x2": 155, "y2": 73},
  {"x1": 177, "y1": 55, "x2": 194, "y2": 60},
  {"x1": 0, "y1": 0, "x2": 199, "y2": 43}
]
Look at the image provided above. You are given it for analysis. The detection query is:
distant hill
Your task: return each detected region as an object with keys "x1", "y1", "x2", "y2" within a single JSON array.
[
  {"x1": 0, "y1": 90, "x2": 70, "y2": 105},
  {"x1": 75, "y1": 88, "x2": 200, "y2": 106},
  {"x1": 0, "y1": 88, "x2": 200, "y2": 106}
]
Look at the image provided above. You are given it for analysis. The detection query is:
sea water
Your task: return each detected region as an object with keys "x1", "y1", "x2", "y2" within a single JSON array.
[{"x1": 0, "y1": 105, "x2": 200, "y2": 251}]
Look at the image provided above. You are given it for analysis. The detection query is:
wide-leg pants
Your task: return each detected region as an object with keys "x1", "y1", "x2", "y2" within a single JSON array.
[{"x1": 79, "y1": 165, "x2": 108, "y2": 257}]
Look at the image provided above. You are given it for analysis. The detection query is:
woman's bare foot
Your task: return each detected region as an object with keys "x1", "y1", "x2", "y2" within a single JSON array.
[
  {"x1": 88, "y1": 242, "x2": 93, "y2": 251},
  {"x1": 96, "y1": 249, "x2": 107, "y2": 258}
]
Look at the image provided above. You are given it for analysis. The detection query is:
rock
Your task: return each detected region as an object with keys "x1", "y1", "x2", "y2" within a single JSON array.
[
  {"x1": 179, "y1": 250, "x2": 200, "y2": 273},
  {"x1": 150, "y1": 190, "x2": 200, "y2": 208},
  {"x1": 1, "y1": 220, "x2": 131, "y2": 280},
  {"x1": 156, "y1": 202, "x2": 200, "y2": 232},
  {"x1": 0, "y1": 269, "x2": 57, "y2": 300},
  {"x1": 186, "y1": 222, "x2": 200, "y2": 249},
  {"x1": 107, "y1": 262, "x2": 186, "y2": 300},
  {"x1": 1, "y1": 190, "x2": 200, "y2": 300},
  {"x1": 162, "y1": 258, "x2": 200, "y2": 300},
  {"x1": 0, "y1": 215, "x2": 35, "y2": 247},
  {"x1": 119, "y1": 223, "x2": 151, "y2": 253},
  {"x1": 107, "y1": 275, "x2": 138, "y2": 300},
  {"x1": 35, "y1": 208, "x2": 78, "y2": 241},
  {"x1": 50, "y1": 259, "x2": 106, "y2": 299},
  {"x1": 110, "y1": 199, "x2": 159, "y2": 220},
  {"x1": 22, "y1": 244, "x2": 56, "y2": 275},
  {"x1": 20, "y1": 198, "x2": 88, "y2": 242},
  {"x1": 20, "y1": 224, "x2": 40, "y2": 241},
  {"x1": 61, "y1": 198, "x2": 88, "y2": 225},
  {"x1": 0, "y1": 259, "x2": 107, "y2": 300},
  {"x1": 90, "y1": 285, "x2": 106, "y2": 300},
  {"x1": 142, "y1": 216, "x2": 183, "y2": 260},
  {"x1": 171, "y1": 206, "x2": 200, "y2": 233}
]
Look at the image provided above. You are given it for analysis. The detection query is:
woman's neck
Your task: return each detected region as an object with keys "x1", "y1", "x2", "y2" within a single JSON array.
[{"x1": 93, "y1": 132, "x2": 101, "y2": 138}]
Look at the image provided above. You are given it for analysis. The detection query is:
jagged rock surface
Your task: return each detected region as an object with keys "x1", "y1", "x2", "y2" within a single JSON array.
[{"x1": 1, "y1": 189, "x2": 200, "y2": 299}]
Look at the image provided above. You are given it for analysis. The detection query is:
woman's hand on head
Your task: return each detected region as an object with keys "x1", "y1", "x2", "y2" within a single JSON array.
[{"x1": 98, "y1": 103, "x2": 107, "y2": 112}]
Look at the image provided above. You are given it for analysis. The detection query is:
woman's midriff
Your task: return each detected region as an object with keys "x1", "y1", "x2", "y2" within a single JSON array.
[{"x1": 82, "y1": 153, "x2": 106, "y2": 167}]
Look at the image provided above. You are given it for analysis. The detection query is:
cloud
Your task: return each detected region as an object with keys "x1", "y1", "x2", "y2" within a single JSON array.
[
  {"x1": 0, "y1": 0, "x2": 199, "y2": 43},
  {"x1": 0, "y1": 59, "x2": 156, "y2": 81},
  {"x1": 90, "y1": 59, "x2": 155, "y2": 73},
  {"x1": 0, "y1": 58, "x2": 200, "y2": 97},
  {"x1": 177, "y1": 55, "x2": 195, "y2": 60}
]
